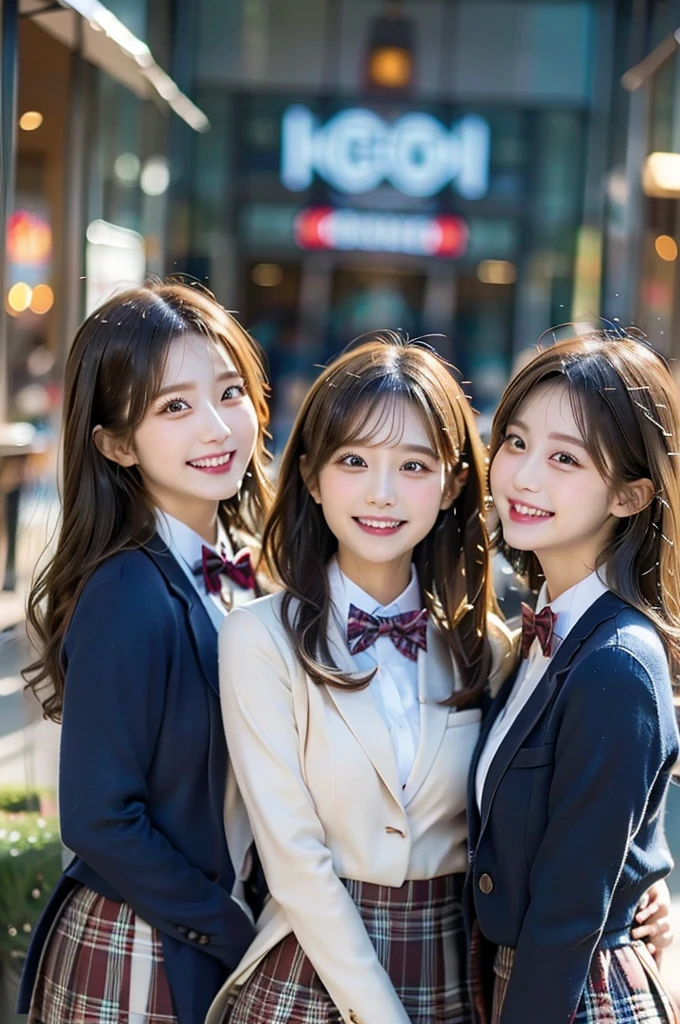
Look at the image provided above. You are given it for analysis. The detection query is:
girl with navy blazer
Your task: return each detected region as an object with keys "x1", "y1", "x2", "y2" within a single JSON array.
[
  {"x1": 467, "y1": 332, "x2": 680, "y2": 1024},
  {"x1": 17, "y1": 281, "x2": 273, "y2": 1024}
]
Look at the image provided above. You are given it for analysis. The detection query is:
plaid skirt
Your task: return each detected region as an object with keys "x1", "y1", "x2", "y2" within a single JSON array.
[
  {"x1": 490, "y1": 943, "x2": 680, "y2": 1024},
  {"x1": 28, "y1": 884, "x2": 177, "y2": 1024},
  {"x1": 228, "y1": 873, "x2": 470, "y2": 1024}
]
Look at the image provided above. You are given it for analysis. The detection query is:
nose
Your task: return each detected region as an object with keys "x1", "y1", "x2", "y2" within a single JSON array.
[
  {"x1": 366, "y1": 468, "x2": 397, "y2": 508},
  {"x1": 512, "y1": 451, "x2": 541, "y2": 493},
  {"x1": 200, "y1": 402, "x2": 232, "y2": 446}
]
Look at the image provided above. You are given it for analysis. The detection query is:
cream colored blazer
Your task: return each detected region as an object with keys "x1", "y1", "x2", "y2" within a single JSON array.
[{"x1": 206, "y1": 594, "x2": 515, "y2": 1024}]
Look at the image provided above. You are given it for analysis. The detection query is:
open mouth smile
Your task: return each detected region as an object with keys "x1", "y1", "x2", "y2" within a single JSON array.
[
  {"x1": 508, "y1": 500, "x2": 554, "y2": 523},
  {"x1": 353, "y1": 517, "x2": 406, "y2": 536},
  {"x1": 187, "y1": 451, "x2": 235, "y2": 474}
]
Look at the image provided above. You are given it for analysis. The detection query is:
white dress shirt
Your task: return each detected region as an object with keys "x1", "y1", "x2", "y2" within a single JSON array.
[
  {"x1": 475, "y1": 568, "x2": 609, "y2": 811},
  {"x1": 156, "y1": 511, "x2": 257, "y2": 631},
  {"x1": 327, "y1": 558, "x2": 423, "y2": 789}
]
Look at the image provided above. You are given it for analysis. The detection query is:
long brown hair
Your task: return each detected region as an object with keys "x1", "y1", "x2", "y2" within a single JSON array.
[
  {"x1": 489, "y1": 334, "x2": 680, "y2": 676},
  {"x1": 263, "y1": 332, "x2": 498, "y2": 707},
  {"x1": 25, "y1": 279, "x2": 273, "y2": 720}
]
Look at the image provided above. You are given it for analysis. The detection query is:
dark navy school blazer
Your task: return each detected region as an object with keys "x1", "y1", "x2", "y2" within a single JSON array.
[
  {"x1": 465, "y1": 592, "x2": 680, "y2": 1024},
  {"x1": 18, "y1": 537, "x2": 255, "y2": 1024}
]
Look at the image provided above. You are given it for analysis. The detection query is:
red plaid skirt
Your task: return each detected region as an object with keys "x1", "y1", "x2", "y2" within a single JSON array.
[
  {"x1": 490, "y1": 943, "x2": 680, "y2": 1024},
  {"x1": 228, "y1": 873, "x2": 470, "y2": 1024},
  {"x1": 28, "y1": 885, "x2": 177, "y2": 1024}
]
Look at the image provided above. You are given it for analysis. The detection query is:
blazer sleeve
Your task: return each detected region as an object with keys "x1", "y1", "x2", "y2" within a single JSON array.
[
  {"x1": 219, "y1": 607, "x2": 411, "y2": 1024},
  {"x1": 498, "y1": 646, "x2": 673, "y2": 1024},
  {"x1": 58, "y1": 577, "x2": 253, "y2": 968}
]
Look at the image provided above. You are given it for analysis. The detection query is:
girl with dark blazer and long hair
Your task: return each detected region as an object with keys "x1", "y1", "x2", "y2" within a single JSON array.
[
  {"x1": 18, "y1": 281, "x2": 273, "y2": 1024},
  {"x1": 468, "y1": 332, "x2": 680, "y2": 1024}
]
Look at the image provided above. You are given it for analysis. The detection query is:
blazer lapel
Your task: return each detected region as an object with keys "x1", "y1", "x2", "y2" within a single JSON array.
[
  {"x1": 477, "y1": 591, "x2": 625, "y2": 835},
  {"x1": 324, "y1": 607, "x2": 403, "y2": 809},
  {"x1": 144, "y1": 535, "x2": 219, "y2": 696},
  {"x1": 402, "y1": 620, "x2": 455, "y2": 806}
]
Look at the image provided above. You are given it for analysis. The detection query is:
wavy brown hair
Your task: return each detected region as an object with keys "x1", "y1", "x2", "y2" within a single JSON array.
[
  {"x1": 25, "y1": 279, "x2": 273, "y2": 720},
  {"x1": 490, "y1": 334, "x2": 680, "y2": 678},
  {"x1": 263, "y1": 332, "x2": 498, "y2": 707}
]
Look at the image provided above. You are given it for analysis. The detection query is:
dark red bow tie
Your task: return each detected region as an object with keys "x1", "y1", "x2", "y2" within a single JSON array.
[
  {"x1": 194, "y1": 545, "x2": 256, "y2": 595},
  {"x1": 520, "y1": 602, "x2": 557, "y2": 659},
  {"x1": 346, "y1": 603, "x2": 428, "y2": 662}
]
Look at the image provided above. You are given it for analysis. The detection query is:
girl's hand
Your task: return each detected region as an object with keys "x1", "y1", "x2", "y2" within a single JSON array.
[{"x1": 631, "y1": 880, "x2": 673, "y2": 965}]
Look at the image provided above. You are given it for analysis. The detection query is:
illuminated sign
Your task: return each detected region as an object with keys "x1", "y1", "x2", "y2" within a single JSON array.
[
  {"x1": 294, "y1": 207, "x2": 468, "y2": 258},
  {"x1": 281, "y1": 105, "x2": 490, "y2": 199}
]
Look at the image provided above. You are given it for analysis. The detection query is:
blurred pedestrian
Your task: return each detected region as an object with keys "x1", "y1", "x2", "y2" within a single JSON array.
[{"x1": 17, "y1": 281, "x2": 272, "y2": 1024}]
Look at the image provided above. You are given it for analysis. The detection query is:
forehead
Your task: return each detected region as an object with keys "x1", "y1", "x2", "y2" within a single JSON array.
[
  {"x1": 161, "y1": 331, "x2": 238, "y2": 383},
  {"x1": 514, "y1": 381, "x2": 583, "y2": 436},
  {"x1": 349, "y1": 396, "x2": 432, "y2": 448}
]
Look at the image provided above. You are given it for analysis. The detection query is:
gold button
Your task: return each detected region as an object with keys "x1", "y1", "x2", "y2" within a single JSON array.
[
  {"x1": 478, "y1": 873, "x2": 494, "y2": 895},
  {"x1": 385, "y1": 826, "x2": 406, "y2": 837}
]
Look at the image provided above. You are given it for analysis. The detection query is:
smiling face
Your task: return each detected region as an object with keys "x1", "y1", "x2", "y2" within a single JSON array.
[
  {"x1": 490, "y1": 381, "x2": 629, "y2": 595},
  {"x1": 101, "y1": 331, "x2": 259, "y2": 539},
  {"x1": 306, "y1": 398, "x2": 454, "y2": 595}
]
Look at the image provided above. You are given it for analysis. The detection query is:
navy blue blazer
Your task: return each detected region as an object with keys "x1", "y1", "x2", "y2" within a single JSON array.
[
  {"x1": 18, "y1": 537, "x2": 255, "y2": 1024},
  {"x1": 465, "y1": 592, "x2": 680, "y2": 1024}
]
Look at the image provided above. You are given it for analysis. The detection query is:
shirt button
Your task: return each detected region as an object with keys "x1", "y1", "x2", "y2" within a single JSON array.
[{"x1": 478, "y1": 873, "x2": 494, "y2": 895}]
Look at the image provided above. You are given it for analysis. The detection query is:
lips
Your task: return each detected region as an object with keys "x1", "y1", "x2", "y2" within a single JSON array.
[
  {"x1": 187, "y1": 451, "x2": 235, "y2": 473},
  {"x1": 508, "y1": 499, "x2": 554, "y2": 523},
  {"x1": 353, "y1": 516, "x2": 406, "y2": 536}
]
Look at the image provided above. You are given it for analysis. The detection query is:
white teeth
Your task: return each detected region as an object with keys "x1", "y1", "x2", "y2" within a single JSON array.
[
  {"x1": 357, "y1": 518, "x2": 402, "y2": 529},
  {"x1": 189, "y1": 453, "x2": 232, "y2": 468},
  {"x1": 513, "y1": 503, "x2": 551, "y2": 518}
]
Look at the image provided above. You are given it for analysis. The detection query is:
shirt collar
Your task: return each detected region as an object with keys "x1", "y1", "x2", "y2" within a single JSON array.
[
  {"x1": 156, "y1": 511, "x2": 234, "y2": 574},
  {"x1": 535, "y1": 567, "x2": 609, "y2": 642},
  {"x1": 327, "y1": 556, "x2": 422, "y2": 625}
]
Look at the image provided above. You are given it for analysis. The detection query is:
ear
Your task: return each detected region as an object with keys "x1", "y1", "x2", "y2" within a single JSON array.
[
  {"x1": 610, "y1": 477, "x2": 655, "y2": 519},
  {"x1": 92, "y1": 425, "x2": 138, "y2": 468},
  {"x1": 299, "y1": 454, "x2": 321, "y2": 504},
  {"x1": 441, "y1": 462, "x2": 469, "y2": 511}
]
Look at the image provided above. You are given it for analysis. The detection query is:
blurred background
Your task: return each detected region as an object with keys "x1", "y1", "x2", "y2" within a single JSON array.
[{"x1": 1, "y1": 0, "x2": 680, "y2": 1016}]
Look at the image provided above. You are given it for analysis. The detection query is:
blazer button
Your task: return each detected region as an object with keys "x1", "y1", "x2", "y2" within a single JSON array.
[
  {"x1": 349, "y1": 1011, "x2": 364, "y2": 1024},
  {"x1": 478, "y1": 873, "x2": 494, "y2": 895},
  {"x1": 198, "y1": 934, "x2": 210, "y2": 945},
  {"x1": 187, "y1": 929, "x2": 199, "y2": 941}
]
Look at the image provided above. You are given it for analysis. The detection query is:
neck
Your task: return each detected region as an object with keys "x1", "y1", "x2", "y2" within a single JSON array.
[
  {"x1": 539, "y1": 555, "x2": 597, "y2": 602},
  {"x1": 157, "y1": 499, "x2": 219, "y2": 545},
  {"x1": 336, "y1": 548, "x2": 413, "y2": 606}
]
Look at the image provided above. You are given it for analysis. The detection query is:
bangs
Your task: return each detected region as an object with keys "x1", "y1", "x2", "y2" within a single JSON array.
[{"x1": 309, "y1": 371, "x2": 456, "y2": 466}]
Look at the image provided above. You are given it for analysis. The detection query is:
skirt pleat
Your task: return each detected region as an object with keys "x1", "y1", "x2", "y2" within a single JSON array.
[
  {"x1": 28, "y1": 885, "x2": 177, "y2": 1024},
  {"x1": 228, "y1": 873, "x2": 470, "y2": 1024},
  {"x1": 490, "y1": 942, "x2": 679, "y2": 1024}
]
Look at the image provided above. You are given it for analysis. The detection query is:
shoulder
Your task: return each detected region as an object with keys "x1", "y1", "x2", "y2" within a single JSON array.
[
  {"x1": 564, "y1": 604, "x2": 674, "y2": 722},
  {"x1": 80, "y1": 547, "x2": 169, "y2": 599},
  {"x1": 219, "y1": 592, "x2": 290, "y2": 661},
  {"x1": 70, "y1": 549, "x2": 175, "y2": 638}
]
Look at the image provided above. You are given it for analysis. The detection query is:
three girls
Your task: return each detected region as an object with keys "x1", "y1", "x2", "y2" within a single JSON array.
[
  {"x1": 207, "y1": 334, "x2": 515, "y2": 1024},
  {"x1": 469, "y1": 334, "x2": 680, "y2": 1023},
  {"x1": 18, "y1": 281, "x2": 272, "y2": 1024}
]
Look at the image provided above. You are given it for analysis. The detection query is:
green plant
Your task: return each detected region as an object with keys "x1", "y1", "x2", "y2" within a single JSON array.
[
  {"x1": 0, "y1": 788, "x2": 41, "y2": 814},
  {"x1": 0, "y1": 814, "x2": 62, "y2": 969}
]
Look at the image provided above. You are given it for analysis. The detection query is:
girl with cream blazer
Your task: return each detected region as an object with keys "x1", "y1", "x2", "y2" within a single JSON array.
[{"x1": 207, "y1": 334, "x2": 514, "y2": 1024}]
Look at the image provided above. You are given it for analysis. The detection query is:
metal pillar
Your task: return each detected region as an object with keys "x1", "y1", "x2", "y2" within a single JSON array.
[{"x1": 0, "y1": 0, "x2": 18, "y2": 422}]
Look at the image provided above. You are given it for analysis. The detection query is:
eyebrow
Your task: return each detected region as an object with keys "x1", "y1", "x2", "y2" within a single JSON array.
[
  {"x1": 156, "y1": 370, "x2": 242, "y2": 398},
  {"x1": 509, "y1": 419, "x2": 587, "y2": 450}
]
